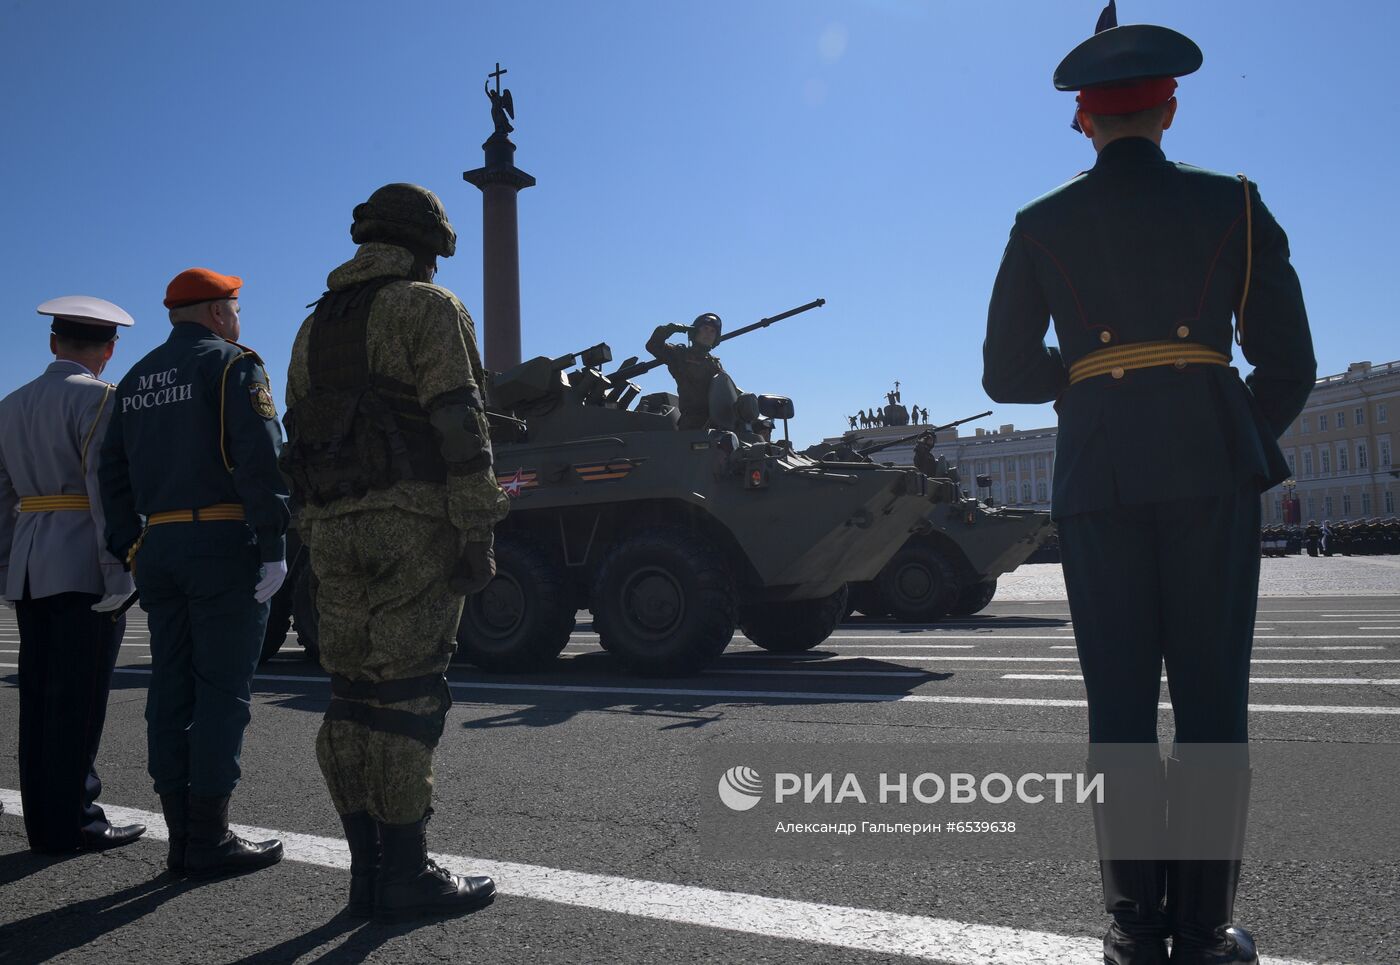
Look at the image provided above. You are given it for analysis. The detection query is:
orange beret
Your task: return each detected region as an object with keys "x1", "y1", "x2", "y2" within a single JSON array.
[{"x1": 164, "y1": 267, "x2": 243, "y2": 309}]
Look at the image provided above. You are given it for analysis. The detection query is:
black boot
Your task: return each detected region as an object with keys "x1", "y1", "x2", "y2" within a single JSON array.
[
  {"x1": 374, "y1": 814, "x2": 496, "y2": 923},
  {"x1": 1091, "y1": 750, "x2": 1169, "y2": 965},
  {"x1": 341, "y1": 812, "x2": 380, "y2": 918},
  {"x1": 184, "y1": 794, "x2": 284, "y2": 879},
  {"x1": 1165, "y1": 757, "x2": 1257, "y2": 964},
  {"x1": 160, "y1": 793, "x2": 189, "y2": 873}
]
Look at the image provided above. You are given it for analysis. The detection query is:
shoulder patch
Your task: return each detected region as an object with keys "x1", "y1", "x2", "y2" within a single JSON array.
[{"x1": 250, "y1": 382, "x2": 277, "y2": 419}]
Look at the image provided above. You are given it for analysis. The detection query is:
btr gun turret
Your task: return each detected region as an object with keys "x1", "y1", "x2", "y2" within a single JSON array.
[{"x1": 460, "y1": 313, "x2": 957, "y2": 677}]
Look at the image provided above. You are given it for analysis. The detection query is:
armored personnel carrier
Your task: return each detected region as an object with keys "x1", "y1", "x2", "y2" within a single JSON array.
[
  {"x1": 808, "y1": 425, "x2": 1053, "y2": 623},
  {"x1": 459, "y1": 339, "x2": 956, "y2": 676}
]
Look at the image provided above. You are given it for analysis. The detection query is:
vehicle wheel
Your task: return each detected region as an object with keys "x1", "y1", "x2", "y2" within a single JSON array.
[
  {"x1": 592, "y1": 527, "x2": 736, "y2": 676},
  {"x1": 292, "y1": 565, "x2": 320, "y2": 664},
  {"x1": 456, "y1": 534, "x2": 575, "y2": 672},
  {"x1": 948, "y1": 578, "x2": 998, "y2": 617},
  {"x1": 740, "y1": 585, "x2": 849, "y2": 653},
  {"x1": 259, "y1": 578, "x2": 294, "y2": 663},
  {"x1": 875, "y1": 542, "x2": 959, "y2": 623},
  {"x1": 846, "y1": 582, "x2": 887, "y2": 619}
]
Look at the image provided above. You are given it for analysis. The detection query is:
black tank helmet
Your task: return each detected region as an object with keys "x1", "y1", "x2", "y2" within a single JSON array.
[
  {"x1": 351, "y1": 183, "x2": 457, "y2": 258},
  {"x1": 690, "y1": 312, "x2": 722, "y2": 346}
]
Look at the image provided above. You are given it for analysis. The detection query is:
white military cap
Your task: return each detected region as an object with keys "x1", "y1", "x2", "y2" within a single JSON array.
[{"x1": 37, "y1": 295, "x2": 134, "y2": 342}]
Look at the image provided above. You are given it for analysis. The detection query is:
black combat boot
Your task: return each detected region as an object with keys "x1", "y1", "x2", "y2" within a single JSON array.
[
  {"x1": 1091, "y1": 750, "x2": 1170, "y2": 965},
  {"x1": 184, "y1": 794, "x2": 284, "y2": 879},
  {"x1": 160, "y1": 792, "x2": 190, "y2": 873},
  {"x1": 341, "y1": 811, "x2": 380, "y2": 918},
  {"x1": 1165, "y1": 756, "x2": 1257, "y2": 964},
  {"x1": 374, "y1": 813, "x2": 496, "y2": 923}
]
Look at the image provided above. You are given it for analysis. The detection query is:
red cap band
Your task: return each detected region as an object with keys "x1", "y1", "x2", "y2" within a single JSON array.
[{"x1": 1076, "y1": 77, "x2": 1177, "y2": 115}]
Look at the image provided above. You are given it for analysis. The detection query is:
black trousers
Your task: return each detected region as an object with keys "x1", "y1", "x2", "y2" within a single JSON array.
[
  {"x1": 15, "y1": 590, "x2": 125, "y2": 851},
  {"x1": 1058, "y1": 484, "x2": 1260, "y2": 744}
]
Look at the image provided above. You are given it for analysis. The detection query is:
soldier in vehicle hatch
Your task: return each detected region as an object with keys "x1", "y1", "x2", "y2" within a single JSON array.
[{"x1": 645, "y1": 312, "x2": 724, "y2": 430}]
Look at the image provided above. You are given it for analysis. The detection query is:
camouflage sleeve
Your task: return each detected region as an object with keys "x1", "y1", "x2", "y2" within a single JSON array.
[
  {"x1": 221, "y1": 353, "x2": 291, "y2": 562},
  {"x1": 410, "y1": 288, "x2": 508, "y2": 542}
]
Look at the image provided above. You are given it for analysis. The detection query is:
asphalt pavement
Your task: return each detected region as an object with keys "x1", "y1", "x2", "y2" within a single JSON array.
[{"x1": 2, "y1": 575, "x2": 1398, "y2": 964}]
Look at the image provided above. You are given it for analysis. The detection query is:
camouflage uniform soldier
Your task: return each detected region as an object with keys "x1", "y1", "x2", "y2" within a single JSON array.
[{"x1": 282, "y1": 183, "x2": 508, "y2": 922}]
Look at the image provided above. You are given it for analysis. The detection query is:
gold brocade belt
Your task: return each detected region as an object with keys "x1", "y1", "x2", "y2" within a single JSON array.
[
  {"x1": 1067, "y1": 341, "x2": 1231, "y2": 386},
  {"x1": 147, "y1": 503, "x2": 246, "y2": 526},
  {"x1": 18, "y1": 495, "x2": 91, "y2": 512}
]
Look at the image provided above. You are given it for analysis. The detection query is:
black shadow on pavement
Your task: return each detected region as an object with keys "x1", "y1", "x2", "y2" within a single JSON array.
[{"x1": 0, "y1": 871, "x2": 203, "y2": 960}]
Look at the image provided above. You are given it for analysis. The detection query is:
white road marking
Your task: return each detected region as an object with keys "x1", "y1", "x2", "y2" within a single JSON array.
[
  {"x1": 1045, "y1": 646, "x2": 1387, "y2": 652},
  {"x1": 4, "y1": 791, "x2": 1322, "y2": 965},
  {"x1": 702, "y1": 668, "x2": 931, "y2": 679},
  {"x1": 1003, "y1": 674, "x2": 1400, "y2": 686}
]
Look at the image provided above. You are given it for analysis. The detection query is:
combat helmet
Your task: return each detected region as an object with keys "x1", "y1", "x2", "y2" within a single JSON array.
[
  {"x1": 690, "y1": 312, "x2": 722, "y2": 346},
  {"x1": 351, "y1": 183, "x2": 457, "y2": 258}
]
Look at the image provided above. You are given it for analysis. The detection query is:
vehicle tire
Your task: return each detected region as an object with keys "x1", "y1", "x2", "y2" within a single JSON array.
[
  {"x1": 592, "y1": 527, "x2": 736, "y2": 676},
  {"x1": 292, "y1": 564, "x2": 321, "y2": 665},
  {"x1": 948, "y1": 578, "x2": 998, "y2": 617},
  {"x1": 846, "y1": 582, "x2": 887, "y2": 619},
  {"x1": 875, "y1": 542, "x2": 959, "y2": 623},
  {"x1": 259, "y1": 578, "x2": 294, "y2": 663},
  {"x1": 456, "y1": 534, "x2": 575, "y2": 672},
  {"x1": 740, "y1": 585, "x2": 849, "y2": 653}
]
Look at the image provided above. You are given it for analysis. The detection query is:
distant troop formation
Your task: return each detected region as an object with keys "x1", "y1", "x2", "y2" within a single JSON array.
[{"x1": 1263, "y1": 519, "x2": 1400, "y2": 557}]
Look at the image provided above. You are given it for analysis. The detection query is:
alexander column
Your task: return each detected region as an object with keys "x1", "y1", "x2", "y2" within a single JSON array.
[{"x1": 464, "y1": 62, "x2": 535, "y2": 372}]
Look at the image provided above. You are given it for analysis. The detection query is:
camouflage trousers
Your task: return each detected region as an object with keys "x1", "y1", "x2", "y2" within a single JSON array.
[{"x1": 306, "y1": 509, "x2": 464, "y2": 823}]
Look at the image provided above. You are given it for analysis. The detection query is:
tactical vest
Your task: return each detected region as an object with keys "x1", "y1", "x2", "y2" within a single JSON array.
[{"x1": 281, "y1": 278, "x2": 448, "y2": 506}]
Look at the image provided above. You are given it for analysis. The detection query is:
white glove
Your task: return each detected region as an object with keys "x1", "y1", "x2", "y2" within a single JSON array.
[
  {"x1": 254, "y1": 559, "x2": 288, "y2": 604},
  {"x1": 91, "y1": 593, "x2": 129, "y2": 613}
]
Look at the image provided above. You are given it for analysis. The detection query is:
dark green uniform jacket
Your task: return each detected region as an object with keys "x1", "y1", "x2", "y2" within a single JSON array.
[
  {"x1": 100, "y1": 323, "x2": 290, "y2": 563},
  {"x1": 983, "y1": 137, "x2": 1315, "y2": 519}
]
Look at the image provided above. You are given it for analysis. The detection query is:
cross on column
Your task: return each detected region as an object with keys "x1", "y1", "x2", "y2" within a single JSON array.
[{"x1": 489, "y1": 62, "x2": 508, "y2": 94}]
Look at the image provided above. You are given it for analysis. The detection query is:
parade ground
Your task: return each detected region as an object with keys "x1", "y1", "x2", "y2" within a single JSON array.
[{"x1": 3, "y1": 559, "x2": 1398, "y2": 964}]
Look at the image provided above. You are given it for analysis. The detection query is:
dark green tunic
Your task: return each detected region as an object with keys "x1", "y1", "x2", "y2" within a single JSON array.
[
  {"x1": 983, "y1": 136, "x2": 1315, "y2": 520},
  {"x1": 982, "y1": 136, "x2": 1316, "y2": 744}
]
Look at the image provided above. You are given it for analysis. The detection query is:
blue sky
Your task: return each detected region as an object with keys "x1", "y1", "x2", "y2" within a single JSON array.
[{"x1": 3, "y1": 0, "x2": 1396, "y2": 446}]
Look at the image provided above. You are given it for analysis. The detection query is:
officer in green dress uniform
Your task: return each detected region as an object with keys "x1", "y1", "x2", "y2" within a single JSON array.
[
  {"x1": 100, "y1": 267, "x2": 290, "y2": 879},
  {"x1": 982, "y1": 22, "x2": 1314, "y2": 965}
]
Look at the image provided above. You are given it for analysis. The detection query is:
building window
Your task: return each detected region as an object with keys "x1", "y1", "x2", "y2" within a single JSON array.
[
  {"x1": 1387, "y1": 491, "x2": 1395, "y2": 514},
  {"x1": 1321, "y1": 449, "x2": 1331, "y2": 474},
  {"x1": 990, "y1": 459, "x2": 1001, "y2": 472},
  {"x1": 1355, "y1": 406, "x2": 1365, "y2": 426},
  {"x1": 1343, "y1": 494, "x2": 1352, "y2": 515},
  {"x1": 1303, "y1": 450, "x2": 1313, "y2": 475},
  {"x1": 1379, "y1": 402, "x2": 1388, "y2": 424},
  {"x1": 1036, "y1": 480, "x2": 1047, "y2": 501},
  {"x1": 1286, "y1": 452, "x2": 1296, "y2": 476},
  {"x1": 1337, "y1": 446, "x2": 1348, "y2": 473},
  {"x1": 1335, "y1": 411, "x2": 1345, "y2": 429},
  {"x1": 1319, "y1": 415, "x2": 1328, "y2": 433},
  {"x1": 1307, "y1": 496, "x2": 1316, "y2": 517},
  {"x1": 1358, "y1": 442, "x2": 1368, "y2": 470},
  {"x1": 1325, "y1": 496, "x2": 1334, "y2": 517},
  {"x1": 1021, "y1": 482, "x2": 1031, "y2": 503},
  {"x1": 1382, "y1": 440, "x2": 1392, "y2": 467},
  {"x1": 1362, "y1": 492, "x2": 1372, "y2": 514},
  {"x1": 1301, "y1": 417, "x2": 1310, "y2": 435},
  {"x1": 1273, "y1": 499, "x2": 1282, "y2": 520},
  {"x1": 991, "y1": 482, "x2": 1001, "y2": 502}
]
